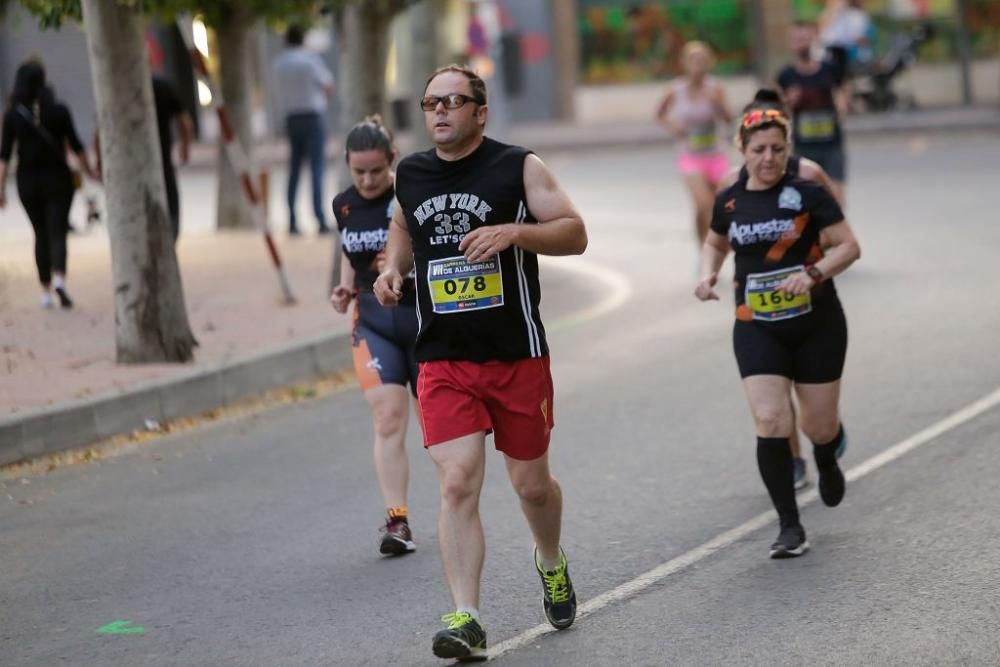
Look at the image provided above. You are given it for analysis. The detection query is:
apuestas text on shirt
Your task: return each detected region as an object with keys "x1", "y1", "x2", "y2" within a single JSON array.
[
  {"x1": 342, "y1": 228, "x2": 388, "y2": 252},
  {"x1": 729, "y1": 218, "x2": 797, "y2": 246}
]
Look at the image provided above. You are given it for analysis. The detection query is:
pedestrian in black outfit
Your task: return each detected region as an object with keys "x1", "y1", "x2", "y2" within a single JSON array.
[
  {"x1": 152, "y1": 75, "x2": 193, "y2": 242},
  {"x1": 0, "y1": 60, "x2": 97, "y2": 308}
]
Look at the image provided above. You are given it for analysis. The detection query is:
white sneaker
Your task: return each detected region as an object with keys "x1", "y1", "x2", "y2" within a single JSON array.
[{"x1": 40, "y1": 293, "x2": 54, "y2": 309}]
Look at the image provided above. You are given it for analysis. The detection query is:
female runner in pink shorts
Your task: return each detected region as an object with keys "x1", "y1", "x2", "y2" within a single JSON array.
[{"x1": 657, "y1": 41, "x2": 733, "y2": 244}]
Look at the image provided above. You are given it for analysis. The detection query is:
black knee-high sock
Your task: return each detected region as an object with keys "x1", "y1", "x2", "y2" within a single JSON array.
[
  {"x1": 757, "y1": 437, "x2": 800, "y2": 527},
  {"x1": 813, "y1": 425, "x2": 845, "y2": 468}
]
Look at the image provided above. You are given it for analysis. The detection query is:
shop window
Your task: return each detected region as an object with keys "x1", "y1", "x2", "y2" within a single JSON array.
[{"x1": 578, "y1": 0, "x2": 752, "y2": 84}]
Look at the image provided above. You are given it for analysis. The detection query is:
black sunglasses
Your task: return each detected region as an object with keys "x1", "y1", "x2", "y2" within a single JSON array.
[{"x1": 419, "y1": 93, "x2": 484, "y2": 112}]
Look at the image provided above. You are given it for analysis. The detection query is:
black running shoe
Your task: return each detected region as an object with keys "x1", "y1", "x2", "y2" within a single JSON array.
[
  {"x1": 769, "y1": 524, "x2": 809, "y2": 559},
  {"x1": 378, "y1": 517, "x2": 415, "y2": 556},
  {"x1": 54, "y1": 286, "x2": 73, "y2": 309},
  {"x1": 535, "y1": 548, "x2": 577, "y2": 630},
  {"x1": 432, "y1": 612, "x2": 487, "y2": 662}
]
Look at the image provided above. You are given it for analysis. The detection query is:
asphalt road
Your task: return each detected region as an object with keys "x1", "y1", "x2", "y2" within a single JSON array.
[{"x1": 2, "y1": 131, "x2": 1000, "y2": 666}]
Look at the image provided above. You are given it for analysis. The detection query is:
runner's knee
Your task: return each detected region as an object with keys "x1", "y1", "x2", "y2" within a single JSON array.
[
  {"x1": 439, "y1": 465, "x2": 480, "y2": 508},
  {"x1": 512, "y1": 476, "x2": 555, "y2": 507},
  {"x1": 800, "y1": 415, "x2": 839, "y2": 444},
  {"x1": 372, "y1": 401, "x2": 406, "y2": 440},
  {"x1": 753, "y1": 406, "x2": 793, "y2": 437}
]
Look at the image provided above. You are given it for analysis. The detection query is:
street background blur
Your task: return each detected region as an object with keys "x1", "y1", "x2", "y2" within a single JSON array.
[
  {"x1": 2, "y1": 0, "x2": 997, "y2": 143},
  {"x1": 1, "y1": 0, "x2": 997, "y2": 420},
  {"x1": 2, "y1": 3, "x2": 1000, "y2": 664}
]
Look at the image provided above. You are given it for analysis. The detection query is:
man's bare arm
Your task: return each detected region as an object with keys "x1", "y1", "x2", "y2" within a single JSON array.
[
  {"x1": 459, "y1": 154, "x2": 587, "y2": 262},
  {"x1": 373, "y1": 200, "x2": 414, "y2": 306}
]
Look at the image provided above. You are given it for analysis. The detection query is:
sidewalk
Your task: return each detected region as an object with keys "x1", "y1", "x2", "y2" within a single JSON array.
[
  {"x1": 0, "y1": 226, "x2": 353, "y2": 465},
  {"x1": 2, "y1": 106, "x2": 996, "y2": 466},
  {"x1": 185, "y1": 105, "x2": 1000, "y2": 168}
]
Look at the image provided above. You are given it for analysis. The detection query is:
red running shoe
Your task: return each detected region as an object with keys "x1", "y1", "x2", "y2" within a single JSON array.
[{"x1": 379, "y1": 517, "x2": 415, "y2": 556}]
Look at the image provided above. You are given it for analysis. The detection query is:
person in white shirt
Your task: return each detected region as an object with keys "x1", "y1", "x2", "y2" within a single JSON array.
[
  {"x1": 820, "y1": 0, "x2": 873, "y2": 66},
  {"x1": 272, "y1": 25, "x2": 335, "y2": 236}
]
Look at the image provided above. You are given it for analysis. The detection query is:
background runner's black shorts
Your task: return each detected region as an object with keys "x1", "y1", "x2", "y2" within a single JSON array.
[
  {"x1": 732, "y1": 303, "x2": 848, "y2": 383},
  {"x1": 352, "y1": 291, "x2": 419, "y2": 397},
  {"x1": 796, "y1": 143, "x2": 847, "y2": 182}
]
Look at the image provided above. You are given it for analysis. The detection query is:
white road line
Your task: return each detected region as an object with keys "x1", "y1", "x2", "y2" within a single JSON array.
[
  {"x1": 539, "y1": 256, "x2": 632, "y2": 331},
  {"x1": 490, "y1": 386, "x2": 1000, "y2": 660}
]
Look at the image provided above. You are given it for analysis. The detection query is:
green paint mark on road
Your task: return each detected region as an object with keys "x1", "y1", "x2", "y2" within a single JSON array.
[{"x1": 96, "y1": 620, "x2": 144, "y2": 635}]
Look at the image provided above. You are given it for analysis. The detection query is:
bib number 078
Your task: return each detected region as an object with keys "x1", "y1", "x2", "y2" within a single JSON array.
[{"x1": 442, "y1": 276, "x2": 488, "y2": 296}]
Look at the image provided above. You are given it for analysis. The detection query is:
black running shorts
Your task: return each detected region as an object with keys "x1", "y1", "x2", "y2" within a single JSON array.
[
  {"x1": 352, "y1": 291, "x2": 419, "y2": 396},
  {"x1": 732, "y1": 303, "x2": 847, "y2": 383},
  {"x1": 796, "y1": 143, "x2": 846, "y2": 182}
]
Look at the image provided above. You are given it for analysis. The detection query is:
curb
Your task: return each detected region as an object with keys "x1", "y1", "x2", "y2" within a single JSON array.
[{"x1": 0, "y1": 332, "x2": 354, "y2": 467}]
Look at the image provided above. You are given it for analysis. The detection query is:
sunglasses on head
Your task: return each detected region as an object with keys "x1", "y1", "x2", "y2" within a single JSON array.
[
  {"x1": 741, "y1": 109, "x2": 786, "y2": 127},
  {"x1": 419, "y1": 93, "x2": 484, "y2": 112}
]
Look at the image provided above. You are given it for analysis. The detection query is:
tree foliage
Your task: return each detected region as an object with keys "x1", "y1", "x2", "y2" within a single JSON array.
[
  {"x1": 18, "y1": 0, "x2": 82, "y2": 27},
  {"x1": 17, "y1": 0, "x2": 322, "y2": 30}
]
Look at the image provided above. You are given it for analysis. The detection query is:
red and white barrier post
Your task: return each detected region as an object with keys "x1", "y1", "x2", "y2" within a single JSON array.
[{"x1": 177, "y1": 18, "x2": 297, "y2": 305}]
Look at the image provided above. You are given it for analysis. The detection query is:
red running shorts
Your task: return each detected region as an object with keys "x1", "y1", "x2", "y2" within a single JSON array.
[{"x1": 417, "y1": 356, "x2": 554, "y2": 461}]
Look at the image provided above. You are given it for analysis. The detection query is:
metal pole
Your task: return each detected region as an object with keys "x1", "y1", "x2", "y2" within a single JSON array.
[{"x1": 955, "y1": 0, "x2": 974, "y2": 106}]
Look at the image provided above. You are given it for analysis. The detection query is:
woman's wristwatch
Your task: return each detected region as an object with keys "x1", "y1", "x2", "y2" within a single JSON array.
[{"x1": 806, "y1": 265, "x2": 825, "y2": 284}]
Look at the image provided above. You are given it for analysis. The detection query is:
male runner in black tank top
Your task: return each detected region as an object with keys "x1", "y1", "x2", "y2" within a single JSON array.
[
  {"x1": 375, "y1": 65, "x2": 588, "y2": 662},
  {"x1": 777, "y1": 21, "x2": 849, "y2": 203}
]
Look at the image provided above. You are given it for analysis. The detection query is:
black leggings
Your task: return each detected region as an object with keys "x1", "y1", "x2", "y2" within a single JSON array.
[
  {"x1": 17, "y1": 169, "x2": 73, "y2": 285},
  {"x1": 163, "y1": 163, "x2": 179, "y2": 241}
]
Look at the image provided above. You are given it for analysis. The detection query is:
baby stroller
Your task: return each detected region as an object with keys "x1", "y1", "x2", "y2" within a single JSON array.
[{"x1": 851, "y1": 22, "x2": 935, "y2": 112}]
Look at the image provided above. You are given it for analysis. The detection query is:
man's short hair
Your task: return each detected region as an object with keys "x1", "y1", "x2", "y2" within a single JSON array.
[
  {"x1": 285, "y1": 25, "x2": 304, "y2": 46},
  {"x1": 424, "y1": 64, "x2": 488, "y2": 104}
]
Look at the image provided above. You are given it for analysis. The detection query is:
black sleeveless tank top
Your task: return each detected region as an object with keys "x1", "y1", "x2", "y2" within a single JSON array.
[{"x1": 395, "y1": 137, "x2": 547, "y2": 363}]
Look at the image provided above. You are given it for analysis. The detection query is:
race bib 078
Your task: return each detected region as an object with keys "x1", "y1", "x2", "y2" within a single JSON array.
[{"x1": 427, "y1": 255, "x2": 504, "y2": 314}]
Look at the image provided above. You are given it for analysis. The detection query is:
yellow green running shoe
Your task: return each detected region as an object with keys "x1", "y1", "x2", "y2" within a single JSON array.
[
  {"x1": 432, "y1": 611, "x2": 487, "y2": 662},
  {"x1": 535, "y1": 548, "x2": 577, "y2": 630}
]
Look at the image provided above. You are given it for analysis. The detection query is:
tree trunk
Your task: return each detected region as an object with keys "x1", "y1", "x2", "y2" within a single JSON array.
[
  {"x1": 214, "y1": 2, "x2": 255, "y2": 230},
  {"x1": 80, "y1": 0, "x2": 196, "y2": 363},
  {"x1": 407, "y1": 0, "x2": 437, "y2": 152},
  {"x1": 336, "y1": 3, "x2": 401, "y2": 138},
  {"x1": 334, "y1": 1, "x2": 409, "y2": 193}
]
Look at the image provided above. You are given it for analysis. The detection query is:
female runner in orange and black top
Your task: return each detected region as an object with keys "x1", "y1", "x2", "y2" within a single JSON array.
[
  {"x1": 696, "y1": 107, "x2": 861, "y2": 558},
  {"x1": 717, "y1": 88, "x2": 840, "y2": 492},
  {"x1": 330, "y1": 116, "x2": 420, "y2": 557}
]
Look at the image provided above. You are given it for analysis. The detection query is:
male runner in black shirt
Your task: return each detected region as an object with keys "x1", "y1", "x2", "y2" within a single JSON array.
[
  {"x1": 375, "y1": 65, "x2": 587, "y2": 662},
  {"x1": 777, "y1": 21, "x2": 849, "y2": 204}
]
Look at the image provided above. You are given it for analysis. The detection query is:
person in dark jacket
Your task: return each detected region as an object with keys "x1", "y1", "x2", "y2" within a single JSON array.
[{"x1": 0, "y1": 60, "x2": 98, "y2": 308}]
